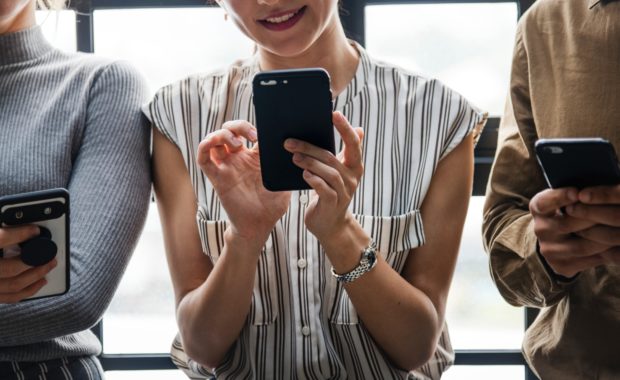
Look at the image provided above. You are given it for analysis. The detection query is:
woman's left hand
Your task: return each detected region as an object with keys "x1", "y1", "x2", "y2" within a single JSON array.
[{"x1": 284, "y1": 111, "x2": 364, "y2": 243}]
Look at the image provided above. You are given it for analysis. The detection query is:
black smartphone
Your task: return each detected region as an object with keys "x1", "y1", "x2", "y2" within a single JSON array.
[
  {"x1": 535, "y1": 138, "x2": 620, "y2": 189},
  {"x1": 0, "y1": 188, "x2": 70, "y2": 301},
  {"x1": 252, "y1": 68, "x2": 336, "y2": 191}
]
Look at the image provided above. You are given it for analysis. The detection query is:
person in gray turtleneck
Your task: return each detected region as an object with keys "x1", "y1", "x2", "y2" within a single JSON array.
[{"x1": 0, "y1": 1, "x2": 150, "y2": 378}]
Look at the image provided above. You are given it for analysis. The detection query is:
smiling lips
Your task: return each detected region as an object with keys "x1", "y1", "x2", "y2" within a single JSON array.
[{"x1": 258, "y1": 6, "x2": 306, "y2": 31}]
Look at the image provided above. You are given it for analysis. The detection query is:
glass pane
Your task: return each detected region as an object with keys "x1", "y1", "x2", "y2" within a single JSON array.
[
  {"x1": 365, "y1": 3, "x2": 518, "y2": 116},
  {"x1": 107, "y1": 370, "x2": 185, "y2": 380},
  {"x1": 443, "y1": 365, "x2": 524, "y2": 380},
  {"x1": 103, "y1": 204, "x2": 177, "y2": 354},
  {"x1": 93, "y1": 8, "x2": 255, "y2": 95},
  {"x1": 36, "y1": 10, "x2": 76, "y2": 52},
  {"x1": 447, "y1": 197, "x2": 524, "y2": 349}
]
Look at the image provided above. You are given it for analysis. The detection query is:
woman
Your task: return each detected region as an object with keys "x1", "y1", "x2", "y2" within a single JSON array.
[
  {"x1": 147, "y1": 0, "x2": 486, "y2": 378},
  {"x1": 0, "y1": 0, "x2": 150, "y2": 378}
]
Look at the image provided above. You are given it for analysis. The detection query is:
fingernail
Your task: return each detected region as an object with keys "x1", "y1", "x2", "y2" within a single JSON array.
[
  {"x1": 231, "y1": 138, "x2": 242, "y2": 147},
  {"x1": 565, "y1": 205, "x2": 574, "y2": 214},
  {"x1": 285, "y1": 139, "x2": 298, "y2": 149},
  {"x1": 249, "y1": 130, "x2": 258, "y2": 141},
  {"x1": 293, "y1": 153, "x2": 304, "y2": 162}
]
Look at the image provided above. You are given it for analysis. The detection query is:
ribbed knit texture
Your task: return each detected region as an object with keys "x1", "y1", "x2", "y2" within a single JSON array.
[{"x1": 0, "y1": 26, "x2": 151, "y2": 363}]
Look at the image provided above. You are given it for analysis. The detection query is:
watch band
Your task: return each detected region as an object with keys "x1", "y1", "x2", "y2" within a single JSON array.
[{"x1": 331, "y1": 240, "x2": 378, "y2": 283}]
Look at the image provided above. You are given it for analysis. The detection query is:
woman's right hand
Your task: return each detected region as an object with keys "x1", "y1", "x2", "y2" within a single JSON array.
[
  {"x1": 197, "y1": 120, "x2": 291, "y2": 244},
  {"x1": 0, "y1": 225, "x2": 57, "y2": 304}
]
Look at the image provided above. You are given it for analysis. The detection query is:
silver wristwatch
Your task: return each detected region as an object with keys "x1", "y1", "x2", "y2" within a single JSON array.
[{"x1": 331, "y1": 240, "x2": 378, "y2": 283}]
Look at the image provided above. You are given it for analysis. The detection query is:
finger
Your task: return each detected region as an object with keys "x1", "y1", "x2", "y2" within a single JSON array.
[
  {"x1": 197, "y1": 129, "x2": 243, "y2": 167},
  {"x1": 222, "y1": 120, "x2": 258, "y2": 143},
  {"x1": 533, "y1": 214, "x2": 597, "y2": 238},
  {"x1": 0, "y1": 256, "x2": 32, "y2": 279},
  {"x1": 0, "y1": 259, "x2": 56, "y2": 294},
  {"x1": 333, "y1": 112, "x2": 363, "y2": 167},
  {"x1": 293, "y1": 154, "x2": 346, "y2": 196},
  {"x1": 539, "y1": 237, "x2": 610, "y2": 260},
  {"x1": 579, "y1": 184, "x2": 620, "y2": 205},
  {"x1": 302, "y1": 170, "x2": 338, "y2": 205},
  {"x1": 284, "y1": 139, "x2": 345, "y2": 173},
  {"x1": 0, "y1": 225, "x2": 40, "y2": 248},
  {"x1": 566, "y1": 203, "x2": 620, "y2": 227},
  {"x1": 0, "y1": 278, "x2": 47, "y2": 304},
  {"x1": 575, "y1": 224, "x2": 620, "y2": 245},
  {"x1": 530, "y1": 188, "x2": 579, "y2": 216}
]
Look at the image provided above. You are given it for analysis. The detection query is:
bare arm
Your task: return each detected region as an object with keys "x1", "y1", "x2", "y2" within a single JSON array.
[
  {"x1": 337, "y1": 133, "x2": 473, "y2": 370},
  {"x1": 286, "y1": 111, "x2": 476, "y2": 370},
  {"x1": 153, "y1": 125, "x2": 285, "y2": 369}
]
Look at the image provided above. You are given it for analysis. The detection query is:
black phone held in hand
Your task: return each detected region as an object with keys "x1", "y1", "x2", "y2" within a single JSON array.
[
  {"x1": 0, "y1": 188, "x2": 70, "y2": 301},
  {"x1": 252, "y1": 68, "x2": 336, "y2": 191},
  {"x1": 535, "y1": 138, "x2": 620, "y2": 189}
]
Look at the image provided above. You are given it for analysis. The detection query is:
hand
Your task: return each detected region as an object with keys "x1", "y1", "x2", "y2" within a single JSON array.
[
  {"x1": 197, "y1": 120, "x2": 291, "y2": 244},
  {"x1": 0, "y1": 225, "x2": 57, "y2": 303},
  {"x1": 564, "y1": 185, "x2": 620, "y2": 265},
  {"x1": 530, "y1": 188, "x2": 611, "y2": 278},
  {"x1": 284, "y1": 112, "x2": 364, "y2": 244}
]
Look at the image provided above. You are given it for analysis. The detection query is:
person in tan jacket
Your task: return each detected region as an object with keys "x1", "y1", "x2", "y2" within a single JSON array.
[{"x1": 483, "y1": 0, "x2": 619, "y2": 379}]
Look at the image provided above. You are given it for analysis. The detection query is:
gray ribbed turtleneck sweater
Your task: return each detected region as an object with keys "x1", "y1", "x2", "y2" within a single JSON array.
[{"x1": 0, "y1": 26, "x2": 150, "y2": 362}]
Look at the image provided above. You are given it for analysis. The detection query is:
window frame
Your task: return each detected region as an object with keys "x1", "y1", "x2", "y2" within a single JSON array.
[{"x1": 69, "y1": 0, "x2": 538, "y2": 378}]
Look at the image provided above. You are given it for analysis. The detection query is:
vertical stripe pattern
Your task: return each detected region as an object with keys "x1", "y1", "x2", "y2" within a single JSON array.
[
  {"x1": 0, "y1": 356, "x2": 103, "y2": 380},
  {"x1": 145, "y1": 42, "x2": 486, "y2": 380}
]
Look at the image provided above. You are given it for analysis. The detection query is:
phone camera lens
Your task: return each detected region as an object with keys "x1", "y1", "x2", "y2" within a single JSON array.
[
  {"x1": 15, "y1": 211, "x2": 23, "y2": 219},
  {"x1": 44, "y1": 207, "x2": 52, "y2": 215}
]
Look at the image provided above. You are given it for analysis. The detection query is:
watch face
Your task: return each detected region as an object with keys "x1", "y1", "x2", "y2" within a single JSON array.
[{"x1": 363, "y1": 247, "x2": 377, "y2": 267}]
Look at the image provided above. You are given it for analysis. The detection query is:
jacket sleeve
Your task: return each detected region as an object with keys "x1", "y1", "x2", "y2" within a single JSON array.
[{"x1": 482, "y1": 25, "x2": 575, "y2": 309}]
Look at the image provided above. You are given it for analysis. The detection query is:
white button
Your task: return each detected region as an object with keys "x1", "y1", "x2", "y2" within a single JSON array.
[
  {"x1": 301, "y1": 325, "x2": 310, "y2": 336},
  {"x1": 299, "y1": 194, "x2": 309, "y2": 204},
  {"x1": 297, "y1": 258, "x2": 307, "y2": 269}
]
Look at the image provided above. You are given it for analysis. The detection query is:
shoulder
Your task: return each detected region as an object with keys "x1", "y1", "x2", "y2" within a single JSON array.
[
  {"x1": 48, "y1": 50, "x2": 147, "y2": 99},
  {"x1": 55, "y1": 50, "x2": 143, "y2": 83},
  {"x1": 363, "y1": 50, "x2": 450, "y2": 95},
  {"x1": 517, "y1": 0, "x2": 574, "y2": 38},
  {"x1": 146, "y1": 56, "x2": 254, "y2": 115}
]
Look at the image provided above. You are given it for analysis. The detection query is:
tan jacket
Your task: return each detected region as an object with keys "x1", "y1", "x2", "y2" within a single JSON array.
[{"x1": 483, "y1": 0, "x2": 620, "y2": 379}]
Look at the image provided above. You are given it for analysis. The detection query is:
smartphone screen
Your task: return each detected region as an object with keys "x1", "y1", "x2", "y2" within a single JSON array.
[
  {"x1": 535, "y1": 138, "x2": 620, "y2": 189},
  {"x1": 252, "y1": 68, "x2": 335, "y2": 191},
  {"x1": 0, "y1": 188, "x2": 70, "y2": 301}
]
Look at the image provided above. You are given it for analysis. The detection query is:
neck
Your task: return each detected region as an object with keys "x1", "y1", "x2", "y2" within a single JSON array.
[
  {"x1": 257, "y1": 17, "x2": 359, "y2": 96},
  {"x1": 0, "y1": 1, "x2": 36, "y2": 35}
]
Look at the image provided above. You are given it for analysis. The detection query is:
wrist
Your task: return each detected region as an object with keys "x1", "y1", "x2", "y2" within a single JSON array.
[
  {"x1": 224, "y1": 227, "x2": 269, "y2": 257},
  {"x1": 320, "y1": 216, "x2": 371, "y2": 274}
]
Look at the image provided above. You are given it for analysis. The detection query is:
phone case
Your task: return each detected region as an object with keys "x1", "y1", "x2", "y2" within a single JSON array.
[
  {"x1": 0, "y1": 188, "x2": 70, "y2": 301},
  {"x1": 252, "y1": 68, "x2": 335, "y2": 191},
  {"x1": 535, "y1": 138, "x2": 620, "y2": 189}
]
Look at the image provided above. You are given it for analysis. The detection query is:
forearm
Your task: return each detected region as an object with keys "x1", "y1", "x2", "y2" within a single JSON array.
[
  {"x1": 323, "y1": 222, "x2": 441, "y2": 371},
  {"x1": 176, "y1": 229, "x2": 264, "y2": 369},
  {"x1": 348, "y1": 260, "x2": 441, "y2": 370}
]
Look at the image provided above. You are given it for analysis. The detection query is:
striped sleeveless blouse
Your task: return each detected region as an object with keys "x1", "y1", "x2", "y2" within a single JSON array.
[{"x1": 144, "y1": 42, "x2": 486, "y2": 380}]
